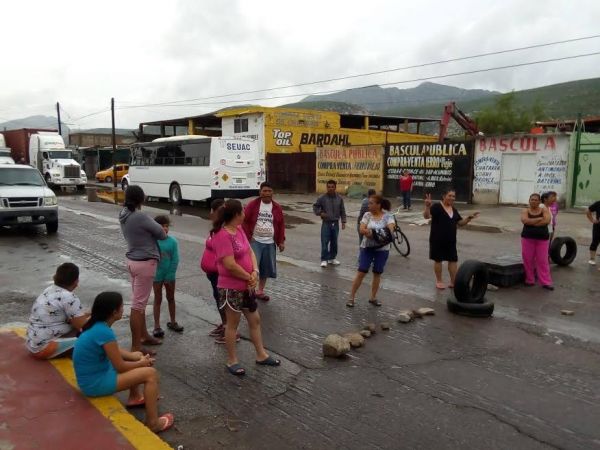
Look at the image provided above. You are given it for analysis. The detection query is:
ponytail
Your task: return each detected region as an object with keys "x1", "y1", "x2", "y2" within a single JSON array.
[
  {"x1": 82, "y1": 291, "x2": 123, "y2": 332},
  {"x1": 210, "y1": 199, "x2": 243, "y2": 235}
]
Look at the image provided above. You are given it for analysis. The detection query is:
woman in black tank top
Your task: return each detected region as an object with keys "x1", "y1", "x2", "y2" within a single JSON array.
[{"x1": 520, "y1": 193, "x2": 553, "y2": 290}]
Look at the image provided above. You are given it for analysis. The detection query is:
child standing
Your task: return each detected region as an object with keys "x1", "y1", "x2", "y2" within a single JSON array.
[
  {"x1": 152, "y1": 215, "x2": 182, "y2": 337},
  {"x1": 542, "y1": 191, "x2": 559, "y2": 243}
]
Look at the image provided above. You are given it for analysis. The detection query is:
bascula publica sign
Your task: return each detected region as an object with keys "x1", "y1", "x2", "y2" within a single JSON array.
[
  {"x1": 383, "y1": 141, "x2": 474, "y2": 202},
  {"x1": 316, "y1": 145, "x2": 383, "y2": 194}
]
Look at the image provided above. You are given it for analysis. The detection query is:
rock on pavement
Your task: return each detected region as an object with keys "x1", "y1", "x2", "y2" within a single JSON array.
[
  {"x1": 323, "y1": 334, "x2": 351, "y2": 357},
  {"x1": 344, "y1": 333, "x2": 365, "y2": 348}
]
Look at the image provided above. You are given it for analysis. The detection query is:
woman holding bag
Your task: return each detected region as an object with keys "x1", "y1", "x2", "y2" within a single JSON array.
[
  {"x1": 211, "y1": 199, "x2": 280, "y2": 376},
  {"x1": 347, "y1": 195, "x2": 395, "y2": 307}
]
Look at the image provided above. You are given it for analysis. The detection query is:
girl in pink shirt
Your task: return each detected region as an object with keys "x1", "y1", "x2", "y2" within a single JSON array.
[{"x1": 211, "y1": 199, "x2": 281, "y2": 376}]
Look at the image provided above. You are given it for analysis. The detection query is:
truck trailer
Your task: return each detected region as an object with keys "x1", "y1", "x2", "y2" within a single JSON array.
[{"x1": 1, "y1": 128, "x2": 86, "y2": 187}]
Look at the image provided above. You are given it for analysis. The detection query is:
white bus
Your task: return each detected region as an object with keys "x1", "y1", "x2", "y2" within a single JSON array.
[{"x1": 128, "y1": 135, "x2": 264, "y2": 203}]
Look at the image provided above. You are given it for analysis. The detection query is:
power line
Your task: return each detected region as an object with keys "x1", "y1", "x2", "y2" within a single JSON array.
[
  {"x1": 118, "y1": 51, "x2": 600, "y2": 110},
  {"x1": 118, "y1": 33, "x2": 600, "y2": 108}
]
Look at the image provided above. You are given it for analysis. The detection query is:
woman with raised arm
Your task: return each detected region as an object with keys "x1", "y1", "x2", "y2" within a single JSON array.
[
  {"x1": 424, "y1": 189, "x2": 479, "y2": 289},
  {"x1": 521, "y1": 193, "x2": 553, "y2": 290}
]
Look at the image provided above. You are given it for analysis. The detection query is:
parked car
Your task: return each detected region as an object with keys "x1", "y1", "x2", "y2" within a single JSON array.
[
  {"x1": 121, "y1": 173, "x2": 130, "y2": 191},
  {"x1": 0, "y1": 164, "x2": 58, "y2": 233},
  {"x1": 96, "y1": 164, "x2": 129, "y2": 183}
]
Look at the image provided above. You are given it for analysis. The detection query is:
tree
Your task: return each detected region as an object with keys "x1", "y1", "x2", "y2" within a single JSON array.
[{"x1": 475, "y1": 92, "x2": 544, "y2": 135}]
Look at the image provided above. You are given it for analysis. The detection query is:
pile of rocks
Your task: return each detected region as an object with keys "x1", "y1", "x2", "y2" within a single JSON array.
[{"x1": 322, "y1": 307, "x2": 435, "y2": 358}]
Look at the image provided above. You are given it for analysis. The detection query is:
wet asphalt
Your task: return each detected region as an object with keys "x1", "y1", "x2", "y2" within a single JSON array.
[{"x1": 1, "y1": 191, "x2": 600, "y2": 450}]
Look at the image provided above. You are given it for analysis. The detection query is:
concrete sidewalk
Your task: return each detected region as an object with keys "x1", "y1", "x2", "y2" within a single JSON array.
[{"x1": 0, "y1": 328, "x2": 170, "y2": 450}]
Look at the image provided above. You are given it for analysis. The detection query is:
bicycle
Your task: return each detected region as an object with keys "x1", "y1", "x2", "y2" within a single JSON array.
[{"x1": 391, "y1": 210, "x2": 410, "y2": 257}]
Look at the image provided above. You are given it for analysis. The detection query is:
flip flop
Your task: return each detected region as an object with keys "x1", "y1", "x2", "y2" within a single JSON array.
[
  {"x1": 140, "y1": 347, "x2": 157, "y2": 356},
  {"x1": 256, "y1": 355, "x2": 281, "y2": 366},
  {"x1": 346, "y1": 300, "x2": 355, "y2": 308},
  {"x1": 368, "y1": 299, "x2": 382, "y2": 307},
  {"x1": 255, "y1": 293, "x2": 270, "y2": 301},
  {"x1": 226, "y1": 363, "x2": 246, "y2": 376},
  {"x1": 209, "y1": 324, "x2": 224, "y2": 337},
  {"x1": 435, "y1": 282, "x2": 446, "y2": 290},
  {"x1": 141, "y1": 337, "x2": 162, "y2": 346},
  {"x1": 154, "y1": 413, "x2": 174, "y2": 433},
  {"x1": 126, "y1": 397, "x2": 145, "y2": 408},
  {"x1": 448, "y1": 284, "x2": 454, "y2": 289},
  {"x1": 214, "y1": 333, "x2": 241, "y2": 344}
]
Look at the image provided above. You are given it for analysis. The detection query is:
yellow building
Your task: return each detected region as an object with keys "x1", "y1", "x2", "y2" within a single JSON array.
[{"x1": 215, "y1": 106, "x2": 438, "y2": 154}]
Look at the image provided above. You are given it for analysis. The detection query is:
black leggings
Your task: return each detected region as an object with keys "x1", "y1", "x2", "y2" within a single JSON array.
[
  {"x1": 591, "y1": 224, "x2": 600, "y2": 252},
  {"x1": 206, "y1": 273, "x2": 226, "y2": 324}
]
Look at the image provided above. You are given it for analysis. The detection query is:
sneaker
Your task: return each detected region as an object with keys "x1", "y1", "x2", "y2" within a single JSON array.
[
  {"x1": 589, "y1": 260, "x2": 597, "y2": 266},
  {"x1": 320, "y1": 261, "x2": 328, "y2": 268},
  {"x1": 329, "y1": 259, "x2": 341, "y2": 266}
]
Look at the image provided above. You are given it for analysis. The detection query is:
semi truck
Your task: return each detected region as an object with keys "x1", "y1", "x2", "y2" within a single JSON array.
[
  {"x1": 0, "y1": 134, "x2": 15, "y2": 164},
  {"x1": 1, "y1": 128, "x2": 86, "y2": 187}
]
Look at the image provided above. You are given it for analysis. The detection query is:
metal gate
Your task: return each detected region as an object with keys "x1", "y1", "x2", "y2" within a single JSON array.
[
  {"x1": 499, "y1": 153, "x2": 536, "y2": 204},
  {"x1": 572, "y1": 121, "x2": 600, "y2": 207},
  {"x1": 267, "y1": 153, "x2": 316, "y2": 192}
]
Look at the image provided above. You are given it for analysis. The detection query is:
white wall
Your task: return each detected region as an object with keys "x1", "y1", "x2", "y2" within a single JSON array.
[{"x1": 473, "y1": 134, "x2": 570, "y2": 205}]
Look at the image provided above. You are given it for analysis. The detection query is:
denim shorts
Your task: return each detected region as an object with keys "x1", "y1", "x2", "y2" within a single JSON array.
[
  {"x1": 251, "y1": 241, "x2": 277, "y2": 279},
  {"x1": 358, "y1": 248, "x2": 390, "y2": 274}
]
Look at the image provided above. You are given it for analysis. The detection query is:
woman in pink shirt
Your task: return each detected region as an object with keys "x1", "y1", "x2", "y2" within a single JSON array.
[{"x1": 212, "y1": 199, "x2": 281, "y2": 376}]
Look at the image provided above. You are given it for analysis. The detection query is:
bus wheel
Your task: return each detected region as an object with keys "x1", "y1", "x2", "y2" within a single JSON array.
[{"x1": 170, "y1": 183, "x2": 182, "y2": 204}]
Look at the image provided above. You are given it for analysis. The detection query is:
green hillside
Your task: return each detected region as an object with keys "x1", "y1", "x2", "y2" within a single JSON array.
[{"x1": 377, "y1": 78, "x2": 600, "y2": 120}]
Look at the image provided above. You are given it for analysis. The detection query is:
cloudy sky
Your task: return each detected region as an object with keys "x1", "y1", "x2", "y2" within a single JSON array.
[{"x1": 1, "y1": 0, "x2": 599, "y2": 129}]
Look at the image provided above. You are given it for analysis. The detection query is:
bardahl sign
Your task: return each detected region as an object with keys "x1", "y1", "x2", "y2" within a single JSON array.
[{"x1": 383, "y1": 141, "x2": 474, "y2": 202}]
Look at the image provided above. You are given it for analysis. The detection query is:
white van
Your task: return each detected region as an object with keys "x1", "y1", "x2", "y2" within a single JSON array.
[{"x1": 129, "y1": 135, "x2": 264, "y2": 203}]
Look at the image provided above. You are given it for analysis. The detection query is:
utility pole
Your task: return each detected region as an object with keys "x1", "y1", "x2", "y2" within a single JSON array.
[
  {"x1": 111, "y1": 97, "x2": 117, "y2": 189},
  {"x1": 56, "y1": 102, "x2": 62, "y2": 137}
]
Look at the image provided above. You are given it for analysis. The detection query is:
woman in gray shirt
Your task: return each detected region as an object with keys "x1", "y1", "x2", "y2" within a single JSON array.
[{"x1": 119, "y1": 185, "x2": 166, "y2": 353}]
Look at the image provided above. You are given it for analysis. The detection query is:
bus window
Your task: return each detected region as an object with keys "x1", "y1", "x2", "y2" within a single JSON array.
[{"x1": 182, "y1": 142, "x2": 210, "y2": 166}]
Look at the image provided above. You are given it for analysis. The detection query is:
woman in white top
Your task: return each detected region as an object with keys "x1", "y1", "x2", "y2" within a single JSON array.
[{"x1": 347, "y1": 195, "x2": 395, "y2": 307}]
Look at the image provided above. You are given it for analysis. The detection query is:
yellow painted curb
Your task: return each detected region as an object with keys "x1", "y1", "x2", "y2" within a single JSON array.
[{"x1": 3, "y1": 327, "x2": 171, "y2": 450}]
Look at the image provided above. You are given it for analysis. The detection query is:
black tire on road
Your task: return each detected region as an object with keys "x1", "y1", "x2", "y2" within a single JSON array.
[
  {"x1": 453, "y1": 260, "x2": 489, "y2": 303},
  {"x1": 549, "y1": 236, "x2": 577, "y2": 266},
  {"x1": 105, "y1": 176, "x2": 112, "y2": 183},
  {"x1": 46, "y1": 220, "x2": 58, "y2": 234},
  {"x1": 392, "y1": 229, "x2": 410, "y2": 257},
  {"x1": 447, "y1": 298, "x2": 494, "y2": 317},
  {"x1": 170, "y1": 183, "x2": 182, "y2": 204}
]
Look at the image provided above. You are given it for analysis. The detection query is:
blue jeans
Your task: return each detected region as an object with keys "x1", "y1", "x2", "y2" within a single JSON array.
[
  {"x1": 321, "y1": 221, "x2": 339, "y2": 261},
  {"x1": 401, "y1": 190, "x2": 411, "y2": 209}
]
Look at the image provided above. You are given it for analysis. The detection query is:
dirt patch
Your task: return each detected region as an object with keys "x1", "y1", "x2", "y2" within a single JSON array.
[{"x1": 284, "y1": 214, "x2": 315, "y2": 229}]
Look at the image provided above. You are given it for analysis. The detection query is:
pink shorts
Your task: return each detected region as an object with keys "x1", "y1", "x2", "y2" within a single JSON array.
[{"x1": 127, "y1": 259, "x2": 158, "y2": 312}]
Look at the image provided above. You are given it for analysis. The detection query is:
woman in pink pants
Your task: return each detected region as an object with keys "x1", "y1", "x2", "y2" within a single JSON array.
[{"x1": 520, "y1": 193, "x2": 553, "y2": 290}]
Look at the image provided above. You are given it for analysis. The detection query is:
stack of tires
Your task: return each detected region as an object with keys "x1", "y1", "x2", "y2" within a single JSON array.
[{"x1": 447, "y1": 260, "x2": 494, "y2": 318}]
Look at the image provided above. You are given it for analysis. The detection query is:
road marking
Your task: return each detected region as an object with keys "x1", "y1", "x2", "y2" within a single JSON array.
[{"x1": 2, "y1": 327, "x2": 171, "y2": 450}]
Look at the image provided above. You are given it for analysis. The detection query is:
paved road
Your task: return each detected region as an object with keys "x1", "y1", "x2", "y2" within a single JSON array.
[{"x1": 1, "y1": 193, "x2": 600, "y2": 450}]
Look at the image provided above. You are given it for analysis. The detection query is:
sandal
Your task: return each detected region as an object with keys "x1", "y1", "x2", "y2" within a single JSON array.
[
  {"x1": 214, "y1": 333, "x2": 241, "y2": 344},
  {"x1": 435, "y1": 282, "x2": 446, "y2": 290},
  {"x1": 368, "y1": 299, "x2": 382, "y2": 307},
  {"x1": 167, "y1": 322, "x2": 184, "y2": 333},
  {"x1": 140, "y1": 347, "x2": 157, "y2": 356},
  {"x1": 154, "y1": 413, "x2": 174, "y2": 433},
  {"x1": 141, "y1": 337, "x2": 162, "y2": 346},
  {"x1": 346, "y1": 300, "x2": 355, "y2": 308},
  {"x1": 152, "y1": 328, "x2": 165, "y2": 338},
  {"x1": 226, "y1": 363, "x2": 246, "y2": 376},
  {"x1": 209, "y1": 324, "x2": 224, "y2": 337},
  {"x1": 256, "y1": 355, "x2": 281, "y2": 366},
  {"x1": 255, "y1": 293, "x2": 270, "y2": 302},
  {"x1": 126, "y1": 397, "x2": 145, "y2": 408}
]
